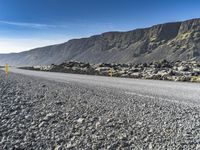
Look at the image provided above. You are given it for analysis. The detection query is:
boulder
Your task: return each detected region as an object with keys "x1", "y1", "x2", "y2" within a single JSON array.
[
  {"x1": 130, "y1": 73, "x2": 142, "y2": 78},
  {"x1": 177, "y1": 66, "x2": 190, "y2": 71}
]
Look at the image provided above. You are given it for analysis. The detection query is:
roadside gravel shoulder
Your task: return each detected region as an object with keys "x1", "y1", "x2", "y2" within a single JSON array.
[{"x1": 0, "y1": 71, "x2": 200, "y2": 150}]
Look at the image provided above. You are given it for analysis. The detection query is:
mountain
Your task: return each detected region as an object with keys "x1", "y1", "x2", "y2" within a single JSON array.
[{"x1": 0, "y1": 18, "x2": 200, "y2": 66}]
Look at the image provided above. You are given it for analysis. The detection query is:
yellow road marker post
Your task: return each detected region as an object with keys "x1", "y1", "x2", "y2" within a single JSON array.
[
  {"x1": 5, "y1": 63, "x2": 8, "y2": 79},
  {"x1": 108, "y1": 68, "x2": 113, "y2": 77}
]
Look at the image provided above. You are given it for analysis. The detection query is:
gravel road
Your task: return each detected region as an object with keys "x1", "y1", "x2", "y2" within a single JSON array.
[{"x1": 1, "y1": 70, "x2": 200, "y2": 149}]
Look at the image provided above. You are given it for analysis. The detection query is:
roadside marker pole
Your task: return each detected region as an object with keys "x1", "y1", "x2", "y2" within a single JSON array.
[
  {"x1": 5, "y1": 63, "x2": 8, "y2": 79},
  {"x1": 108, "y1": 68, "x2": 112, "y2": 77}
]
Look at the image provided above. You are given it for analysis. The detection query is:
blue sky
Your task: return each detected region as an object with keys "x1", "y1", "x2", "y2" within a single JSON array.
[{"x1": 0, "y1": 0, "x2": 200, "y2": 53}]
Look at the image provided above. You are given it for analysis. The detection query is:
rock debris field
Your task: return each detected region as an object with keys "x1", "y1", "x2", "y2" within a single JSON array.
[
  {"x1": 1, "y1": 70, "x2": 200, "y2": 150},
  {"x1": 21, "y1": 60, "x2": 200, "y2": 82}
]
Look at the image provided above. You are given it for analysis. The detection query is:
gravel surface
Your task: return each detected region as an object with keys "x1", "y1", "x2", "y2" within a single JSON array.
[{"x1": 1, "y1": 70, "x2": 200, "y2": 150}]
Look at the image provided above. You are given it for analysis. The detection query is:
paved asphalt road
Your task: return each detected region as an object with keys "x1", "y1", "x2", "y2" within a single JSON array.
[{"x1": 4, "y1": 68, "x2": 200, "y2": 106}]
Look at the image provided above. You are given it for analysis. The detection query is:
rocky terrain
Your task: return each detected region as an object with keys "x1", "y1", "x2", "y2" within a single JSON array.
[
  {"x1": 0, "y1": 18, "x2": 200, "y2": 66},
  {"x1": 21, "y1": 60, "x2": 200, "y2": 82},
  {"x1": 0, "y1": 70, "x2": 200, "y2": 149}
]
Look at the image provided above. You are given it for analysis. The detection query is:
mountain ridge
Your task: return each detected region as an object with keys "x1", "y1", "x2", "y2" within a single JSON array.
[{"x1": 0, "y1": 18, "x2": 200, "y2": 66}]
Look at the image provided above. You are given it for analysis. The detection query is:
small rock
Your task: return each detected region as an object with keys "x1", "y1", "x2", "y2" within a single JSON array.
[
  {"x1": 43, "y1": 113, "x2": 55, "y2": 121},
  {"x1": 136, "y1": 121, "x2": 143, "y2": 126},
  {"x1": 107, "y1": 142, "x2": 119, "y2": 149},
  {"x1": 77, "y1": 118, "x2": 84, "y2": 124},
  {"x1": 118, "y1": 133, "x2": 127, "y2": 140},
  {"x1": 38, "y1": 121, "x2": 45, "y2": 128},
  {"x1": 149, "y1": 142, "x2": 153, "y2": 150},
  {"x1": 74, "y1": 132, "x2": 81, "y2": 136},
  {"x1": 25, "y1": 115, "x2": 31, "y2": 120},
  {"x1": 95, "y1": 122, "x2": 101, "y2": 128},
  {"x1": 66, "y1": 143, "x2": 75, "y2": 149}
]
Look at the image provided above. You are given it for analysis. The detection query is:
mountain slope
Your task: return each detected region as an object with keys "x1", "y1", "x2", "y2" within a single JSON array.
[{"x1": 0, "y1": 18, "x2": 200, "y2": 66}]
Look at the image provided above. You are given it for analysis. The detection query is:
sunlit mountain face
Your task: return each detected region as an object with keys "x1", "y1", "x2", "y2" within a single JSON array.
[
  {"x1": 0, "y1": 18, "x2": 200, "y2": 66},
  {"x1": 0, "y1": 0, "x2": 199, "y2": 54}
]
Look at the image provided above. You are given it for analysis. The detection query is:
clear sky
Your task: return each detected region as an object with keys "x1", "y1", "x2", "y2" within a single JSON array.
[{"x1": 0, "y1": 0, "x2": 200, "y2": 53}]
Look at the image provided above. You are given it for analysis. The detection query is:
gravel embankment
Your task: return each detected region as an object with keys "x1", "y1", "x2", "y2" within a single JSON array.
[{"x1": 1, "y1": 71, "x2": 200, "y2": 150}]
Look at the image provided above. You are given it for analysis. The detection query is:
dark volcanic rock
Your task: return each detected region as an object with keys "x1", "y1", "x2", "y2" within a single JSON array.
[{"x1": 24, "y1": 60, "x2": 200, "y2": 82}]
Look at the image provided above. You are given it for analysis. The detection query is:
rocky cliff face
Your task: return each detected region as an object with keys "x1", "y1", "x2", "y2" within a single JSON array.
[{"x1": 0, "y1": 18, "x2": 200, "y2": 66}]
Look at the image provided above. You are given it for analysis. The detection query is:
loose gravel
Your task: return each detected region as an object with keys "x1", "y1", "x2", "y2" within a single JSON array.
[{"x1": 0, "y1": 71, "x2": 200, "y2": 150}]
